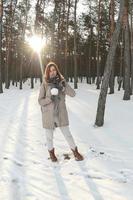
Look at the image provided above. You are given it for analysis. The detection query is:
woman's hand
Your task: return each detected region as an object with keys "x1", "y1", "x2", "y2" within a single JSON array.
[
  {"x1": 60, "y1": 79, "x2": 66, "y2": 87},
  {"x1": 58, "y1": 79, "x2": 66, "y2": 92}
]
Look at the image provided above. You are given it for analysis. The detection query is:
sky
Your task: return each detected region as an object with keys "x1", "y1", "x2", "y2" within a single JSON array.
[{"x1": 29, "y1": 0, "x2": 88, "y2": 20}]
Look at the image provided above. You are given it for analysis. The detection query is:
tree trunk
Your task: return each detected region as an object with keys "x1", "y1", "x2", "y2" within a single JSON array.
[
  {"x1": 0, "y1": 0, "x2": 3, "y2": 93},
  {"x1": 5, "y1": 0, "x2": 17, "y2": 89},
  {"x1": 131, "y1": 2, "x2": 133, "y2": 94},
  {"x1": 74, "y1": 0, "x2": 78, "y2": 89},
  {"x1": 51, "y1": 0, "x2": 57, "y2": 60},
  {"x1": 64, "y1": 0, "x2": 71, "y2": 81},
  {"x1": 19, "y1": 0, "x2": 28, "y2": 89},
  {"x1": 123, "y1": 2, "x2": 130, "y2": 100},
  {"x1": 88, "y1": 26, "x2": 93, "y2": 84},
  {"x1": 95, "y1": 0, "x2": 125, "y2": 127},
  {"x1": 5, "y1": 0, "x2": 13, "y2": 89},
  {"x1": 70, "y1": 52, "x2": 73, "y2": 82},
  {"x1": 96, "y1": 0, "x2": 101, "y2": 89},
  {"x1": 109, "y1": 0, "x2": 115, "y2": 94},
  {"x1": 118, "y1": 32, "x2": 124, "y2": 91}
]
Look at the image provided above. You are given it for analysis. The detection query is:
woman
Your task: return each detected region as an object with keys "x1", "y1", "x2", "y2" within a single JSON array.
[{"x1": 38, "y1": 61, "x2": 84, "y2": 162}]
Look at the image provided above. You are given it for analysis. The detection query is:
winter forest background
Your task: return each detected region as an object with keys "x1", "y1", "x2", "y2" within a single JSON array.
[
  {"x1": 0, "y1": 0, "x2": 133, "y2": 200},
  {"x1": 0, "y1": 0, "x2": 133, "y2": 125},
  {"x1": 0, "y1": 0, "x2": 133, "y2": 126}
]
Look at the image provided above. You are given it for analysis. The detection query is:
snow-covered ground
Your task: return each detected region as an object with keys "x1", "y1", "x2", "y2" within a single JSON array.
[{"x1": 0, "y1": 79, "x2": 133, "y2": 200}]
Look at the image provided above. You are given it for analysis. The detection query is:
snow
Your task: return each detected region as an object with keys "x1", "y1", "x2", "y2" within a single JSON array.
[{"x1": 0, "y1": 79, "x2": 133, "y2": 200}]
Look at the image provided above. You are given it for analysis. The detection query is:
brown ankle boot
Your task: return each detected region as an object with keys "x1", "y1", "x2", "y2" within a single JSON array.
[
  {"x1": 71, "y1": 146, "x2": 84, "y2": 161},
  {"x1": 48, "y1": 148, "x2": 58, "y2": 162}
]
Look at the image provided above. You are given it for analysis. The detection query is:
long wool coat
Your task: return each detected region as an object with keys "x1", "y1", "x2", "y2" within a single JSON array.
[{"x1": 38, "y1": 80, "x2": 76, "y2": 129}]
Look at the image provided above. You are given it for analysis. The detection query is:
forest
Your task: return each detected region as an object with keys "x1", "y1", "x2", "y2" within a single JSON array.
[{"x1": 0, "y1": 1, "x2": 133, "y2": 199}]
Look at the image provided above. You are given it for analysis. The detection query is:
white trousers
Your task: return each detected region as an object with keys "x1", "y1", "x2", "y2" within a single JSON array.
[{"x1": 45, "y1": 126, "x2": 76, "y2": 151}]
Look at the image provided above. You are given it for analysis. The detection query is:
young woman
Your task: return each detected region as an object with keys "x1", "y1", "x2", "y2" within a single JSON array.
[{"x1": 38, "y1": 62, "x2": 84, "y2": 162}]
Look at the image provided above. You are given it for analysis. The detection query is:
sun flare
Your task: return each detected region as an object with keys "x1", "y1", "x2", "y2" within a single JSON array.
[{"x1": 27, "y1": 35, "x2": 46, "y2": 53}]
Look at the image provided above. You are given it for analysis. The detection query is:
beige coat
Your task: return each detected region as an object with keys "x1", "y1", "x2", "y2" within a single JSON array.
[{"x1": 38, "y1": 80, "x2": 76, "y2": 129}]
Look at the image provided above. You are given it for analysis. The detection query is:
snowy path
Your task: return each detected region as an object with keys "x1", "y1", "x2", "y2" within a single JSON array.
[{"x1": 0, "y1": 80, "x2": 133, "y2": 200}]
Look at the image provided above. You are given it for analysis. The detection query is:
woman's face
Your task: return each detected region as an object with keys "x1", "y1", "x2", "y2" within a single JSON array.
[{"x1": 49, "y1": 66, "x2": 57, "y2": 78}]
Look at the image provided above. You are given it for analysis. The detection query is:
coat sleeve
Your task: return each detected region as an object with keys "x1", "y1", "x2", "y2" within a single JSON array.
[
  {"x1": 38, "y1": 83, "x2": 52, "y2": 106},
  {"x1": 64, "y1": 81, "x2": 76, "y2": 97}
]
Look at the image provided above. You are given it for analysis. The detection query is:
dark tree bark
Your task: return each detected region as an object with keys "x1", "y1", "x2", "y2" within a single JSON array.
[
  {"x1": 87, "y1": 1, "x2": 93, "y2": 84},
  {"x1": 109, "y1": 0, "x2": 115, "y2": 94},
  {"x1": 118, "y1": 31, "x2": 124, "y2": 91},
  {"x1": 19, "y1": 0, "x2": 28, "y2": 89},
  {"x1": 131, "y1": 1, "x2": 133, "y2": 94},
  {"x1": 74, "y1": 0, "x2": 78, "y2": 89},
  {"x1": 0, "y1": 0, "x2": 3, "y2": 93},
  {"x1": 51, "y1": 0, "x2": 57, "y2": 60},
  {"x1": 64, "y1": 0, "x2": 71, "y2": 81},
  {"x1": 96, "y1": 0, "x2": 101, "y2": 89},
  {"x1": 5, "y1": 0, "x2": 13, "y2": 89},
  {"x1": 123, "y1": 1, "x2": 131, "y2": 100},
  {"x1": 88, "y1": 26, "x2": 93, "y2": 84}
]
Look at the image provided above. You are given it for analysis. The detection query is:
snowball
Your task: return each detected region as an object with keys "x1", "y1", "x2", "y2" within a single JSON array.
[{"x1": 51, "y1": 88, "x2": 59, "y2": 95}]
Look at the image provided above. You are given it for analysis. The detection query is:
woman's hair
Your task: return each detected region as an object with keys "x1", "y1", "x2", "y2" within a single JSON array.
[{"x1": 44, "y1": 62, "x2": 64, "y2": 83}]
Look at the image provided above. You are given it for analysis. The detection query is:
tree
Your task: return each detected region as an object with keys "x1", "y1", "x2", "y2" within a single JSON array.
[
  {"x1": 74, "y1": 0, "x2": 78, "y2": 89},
  {"x1": 96, "y1": 0, "x2": 102, "y2": 89},
  {"x1": 4, "y1": 0, "x2": 14, "y2": 89},
  {"x1": 0, "y1": 0, "x2": 3, "y2": 93},
  {"x1": 122, "y1": 0, "x2": 131, "y2": 100},
  {"x1": 95, "y1": 0, "x2": 126, "y2": 127},
  {"x1": 64, "y1": 0, "x2": 71, "y2": 81},
  {"x1": 130, "y1": 0, "x2": 133, "y2": 94},
  {"x1": 108, "y1": 0, "x2": 115, "y2": 94},
  {"x1": 19, "y1": 0, "x2": 30, "y2": 89}
]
